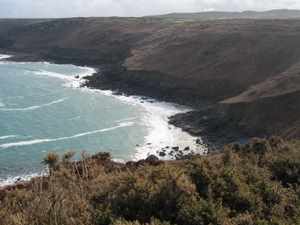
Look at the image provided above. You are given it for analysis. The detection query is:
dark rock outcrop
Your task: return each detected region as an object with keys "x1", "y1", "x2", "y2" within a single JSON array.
[{"x1": 1, "y1": 17, "x2": 300, "y2": 144}]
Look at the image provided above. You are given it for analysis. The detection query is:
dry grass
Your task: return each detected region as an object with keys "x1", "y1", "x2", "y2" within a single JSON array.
[{"x1": 0, "y1": 138, "x2": 299, "y2": 225}]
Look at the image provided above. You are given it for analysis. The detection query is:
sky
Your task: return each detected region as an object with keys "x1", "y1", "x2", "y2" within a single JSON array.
[{"x1": 0, "y1": 0, "x2": 299, "y2": 18}]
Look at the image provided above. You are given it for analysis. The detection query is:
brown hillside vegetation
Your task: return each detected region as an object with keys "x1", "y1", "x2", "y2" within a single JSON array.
[
  {"x1": 0, "y1": 137, "x2": 299, "y2": 225},
  {"x1": 153, "y1": 9, "x2": 300, "y2": 21},
  {"x1": 1, "y1": 15, "x2": 300, "y2": 140}
]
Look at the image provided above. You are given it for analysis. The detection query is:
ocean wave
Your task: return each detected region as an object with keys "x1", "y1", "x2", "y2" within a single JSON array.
[
  {"x1": 78, "y1": 85, "x2": 207, "y2": 160},
  {"x1": 0, "y1": 54, "x2": 11, "y2": 60},
  {"x1": 0, "y1": 97, "x2": 68, "y2": 112},
  {"x1": 0, "y1": 58, "x2": 96, "y2": 89},
  {"x1": 5, "y1": 95, "x2": 25, "y2": 100},
  {"x1": 34, "y1": 70, "x2": 74, "y2": 81},
  {"x1": 0, "y1": 135, "x2": 18, "y2": 140},
  {"x1": 77, "y1": 66, "x2": 97, "y2": 77},
  {"x1": 115, "y1": 117, "x2": 137, "y2": 123},
  {"x1": 0, "y1": 122, "x2": 134, "y2": 149},
  {"x1": 108, "y1": 95, "x2": 206, "y2": 160},
  {"x1": 0, "y1": 96, "x2": 5, "y2": 107},
  {"x1": 68, "y1": 116, "x2": 81, "y2": 121},
  {"x1": 33, "y1": 67, "x2": 97, "y2": 88},
  {"x1": 0, "y1": 55, "x2": 206, "y2": 161},
  {"x1": 0, "y1": 171, "x2": 47, "y2": 187},
  {"x1": 112, "y1": 158, "x2": 126, "y2": 163}
]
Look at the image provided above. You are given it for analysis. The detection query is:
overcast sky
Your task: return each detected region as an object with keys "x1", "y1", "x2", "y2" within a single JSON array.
[{"x1": 0, "y1": 0, "x2": 300, "y2": 18}]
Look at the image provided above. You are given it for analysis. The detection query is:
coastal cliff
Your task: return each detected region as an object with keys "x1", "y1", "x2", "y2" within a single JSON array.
[
  {"x1": 1, "y1": 13, "x2": 300, "y2": 145},
  {"x1": 0, "y1": 12, "x2": 300, "y2": 225}
]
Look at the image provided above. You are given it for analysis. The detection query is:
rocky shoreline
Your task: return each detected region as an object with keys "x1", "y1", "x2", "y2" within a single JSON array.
[
  {"x1": 83, "y1": 67, "x2": 250, "y2": 149},
  {"x1": 0, "y1": 49, "x2": 248, "y2": 150},
  {"x1": 0, "y1": 52, "x2": 208, "y2": 156},
  {"x1": 1, "y1": 18, "x2": 300, "y2": 148}
]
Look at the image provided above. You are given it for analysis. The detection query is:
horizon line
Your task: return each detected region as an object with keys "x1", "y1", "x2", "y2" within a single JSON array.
[{"x1": 1, "y1": 8, "x2": 300, "y2": 20}]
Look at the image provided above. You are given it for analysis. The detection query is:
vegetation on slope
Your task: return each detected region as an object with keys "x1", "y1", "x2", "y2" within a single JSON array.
[
  {"x1": 2, "y1": 18, "x2": 300, "y2": 139},
  {"x1": 152, "y1": 9, "x2": 300, "y2": 22},
  {"x1": 0, "y1": 137, "x2": 299, "y2": 225}
]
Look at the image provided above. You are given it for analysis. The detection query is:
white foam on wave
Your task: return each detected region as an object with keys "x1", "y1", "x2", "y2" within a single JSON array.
[
  {"x1": 0, "y1": 56, "x2": 206, "y2": 185},
  {"x1": 68, "y1": 115, "x2": 81, "y2": 121},
  {"x1": 33, "y1": 66, "x2": 97, "y2": 88},
  {"x1": 34, "y1": 70, "x2": 73, "y2": 81},
  {"x1": 0, "y1": 96, "x2": 7, "y2": 108},
  {"x1": 0, "y1": 97, "x2": 68, "y2": 112},
  {"x1": 5, "y1": 95, "x2": 25, "y2": 100},
  {"x1": 112, "y1": 158, "x2": 126, "y2": 163},
  {"x1": 0, "y1": 99, "x2": 4, "y2": 107},
  {"x1": 77, "y1": 66, "x2": 97, "y2": 78},
  {"x1": 0, "y1": 54, "x2": 11, "y2": 60},
  {"x1": 0, "y1": 135, "x2": 18, "y2": 140},
  {"x1": 115, "y1": 117, "x2": 137, "y2": 123},
  {"x1": 134, "y1": 101, "x2": 207, "y2": 160},
  {"x1": 77, "y1": 87, "x2": 207, "y2": 160},
  {"x1": 0, "y1": 122, "x2": 134, "y2": 149},
  {"x1": 0, "y1": 171, "x2": 47, "y2": 187},
  {"x1": 0, "y1": 57, "x2": 96, "y2": 88}
]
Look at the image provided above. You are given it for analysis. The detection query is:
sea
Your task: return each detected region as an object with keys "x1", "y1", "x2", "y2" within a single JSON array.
[{"x1": 0, "y1": 54, "x2": 205, "y2": 186}]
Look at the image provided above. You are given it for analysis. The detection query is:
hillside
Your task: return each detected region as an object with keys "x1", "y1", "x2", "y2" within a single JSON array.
[
  {"x1": 153, "y1": 9, "x2": 300, "y2": 21},
  {"x1": 1, "y1": 13, "x2": 300, "y2": 143},
  {"x1": 0, "y1": 137, "x2": 299, "y2": 225}
]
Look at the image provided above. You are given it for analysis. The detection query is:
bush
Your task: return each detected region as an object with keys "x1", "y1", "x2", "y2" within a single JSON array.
[
  {"x1": 112, "y1": 218, "x2": 171, "y2": 225},
  {"x1": 92, "y1": 165, "x2": 196, "y2": 223},
  {"x1": 0, "y1": 138, "x2": 299, "y2": 225}
]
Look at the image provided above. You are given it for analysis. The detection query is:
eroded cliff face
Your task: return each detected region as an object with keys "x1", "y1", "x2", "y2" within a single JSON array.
[{"x1": 1, "y1": 17, "x2": 300, "y2": 140}]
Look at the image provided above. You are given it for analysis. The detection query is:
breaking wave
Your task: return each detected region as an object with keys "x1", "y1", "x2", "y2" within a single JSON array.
[
  {"x1": 0, "y1": 97, "x2": 68, "y2": 112},
  {"x1": 0, "y1": 135, "x2": 19, "y2": 140},
  {"x1": 0, "y1": 122, "x2": 134, "y2": 149}
]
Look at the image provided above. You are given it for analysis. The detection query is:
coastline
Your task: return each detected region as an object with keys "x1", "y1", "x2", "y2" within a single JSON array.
[
  {"x1": 0, "y1": 54, "x2": 207, "y2": 187},
  {"x1": 81, "y1": 88, "x2": 208, "y2": 160}
]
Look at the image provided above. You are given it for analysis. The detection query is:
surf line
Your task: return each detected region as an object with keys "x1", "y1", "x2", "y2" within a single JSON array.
[
  {"x1": 0, "y1": 135, "x2": 19, "y2": 140},
  {"x1": 0, "y1": 122, "x2": 134, "y2": 149},
  {"x1": 0, "y1": 97, "x2": 69, "y2": 112}
]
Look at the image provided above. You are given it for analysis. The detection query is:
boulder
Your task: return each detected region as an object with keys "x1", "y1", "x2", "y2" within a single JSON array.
[
  {"x1": 146, "y1": 155, "x2": 159, "y2": 162},
  {"x1": 196, "y1": 138, "x2": 202, "y2": 144},
  {"x1": 159, "y1": 152, "x2": 166, "y2": 157},
  {"x1": 172, "y1": 146, "x2": 179, "y2": 151},
  {"x1": 184, "y1": 146, "x2": 190, "y2": 151}
]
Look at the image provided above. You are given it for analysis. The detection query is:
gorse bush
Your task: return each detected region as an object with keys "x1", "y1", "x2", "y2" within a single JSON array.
[
  {"x1": 112, "y1": 218, "x2": 171, "y2": 225},
  {"x1": 0, "y1": 137, "x2": 299, "y2": 225},
  {"x1": 92, "y1": 165, "x2": 196, "y2": 224}
]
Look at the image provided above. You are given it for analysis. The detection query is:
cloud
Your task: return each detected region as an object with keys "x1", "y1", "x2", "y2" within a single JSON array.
[{"x1": 0, "y1": 0, "x2": 299, "y2": 18}]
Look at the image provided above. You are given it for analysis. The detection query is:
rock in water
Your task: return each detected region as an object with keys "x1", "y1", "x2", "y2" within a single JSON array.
[
  {"x1": 184, "y1": 146, "x2": 190, "y2": 151},
  {"x1": 159, "y1": 152, "x2": 166, "y2": 157},
  {"x1": 172, "y1": 146, "x2": 179, "y2": 151},
  {"x1": 146, "y1": 155, "x2": 159, "y2": 162}
]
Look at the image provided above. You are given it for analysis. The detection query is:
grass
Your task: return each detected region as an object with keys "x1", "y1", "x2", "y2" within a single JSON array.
[{"x1": 0, "y1": 137, "x2": 299, "y2": 225}]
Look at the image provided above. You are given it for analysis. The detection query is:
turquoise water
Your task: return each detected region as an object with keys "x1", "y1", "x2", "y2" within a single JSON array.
[{"x1": 0, "y1": 60, "x2": 148, "y2": 183}]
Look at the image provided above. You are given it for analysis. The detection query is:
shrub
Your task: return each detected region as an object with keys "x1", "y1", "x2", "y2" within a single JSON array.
[
  {"x1": 92, "y1": 165, "x2": 196, "y2": 223},
  {"x1": 0, "y1": 138, "x2": 299, "y2": 225}
]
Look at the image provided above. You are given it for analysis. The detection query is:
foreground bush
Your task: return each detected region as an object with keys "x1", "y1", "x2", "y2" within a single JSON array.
[{"x1": 0, "y1": 137, "x2": 299, "y2": 225}]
